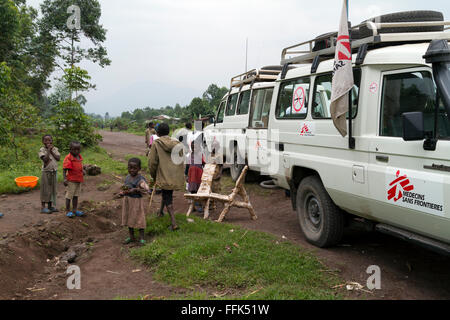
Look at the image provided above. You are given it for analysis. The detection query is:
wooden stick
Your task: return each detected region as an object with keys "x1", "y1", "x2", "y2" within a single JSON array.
[{"x1": 148, "y1": 185, "x2": 157, "y2": 214}]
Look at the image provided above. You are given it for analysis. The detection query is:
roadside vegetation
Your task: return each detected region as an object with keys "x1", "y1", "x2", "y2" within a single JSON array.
[
  {"x1": 130, "y1": 215, "x2": 341, "y2": 300},
  {"x1": 0, "y1": 135, "x2": 126, "y2": 194}
]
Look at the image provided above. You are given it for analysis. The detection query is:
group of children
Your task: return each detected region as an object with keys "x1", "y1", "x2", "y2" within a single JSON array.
[
  {"x1": 39, "y1": 135, "x2": 85, "y2": 218},
  {"x1": 36, "y1": 121, "x2": 222, "y2": 245}
]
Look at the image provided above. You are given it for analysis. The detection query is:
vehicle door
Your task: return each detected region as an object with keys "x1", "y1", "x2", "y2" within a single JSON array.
[
  {"x1": 368, "y1": 67, "x2": 450, "y2": 242},
  {"x1": 205, "y1": 99, "x2": 226, "y2": 153},
  {"x1": 247, "y1": 87, "x2": 274, "y2": 174}
]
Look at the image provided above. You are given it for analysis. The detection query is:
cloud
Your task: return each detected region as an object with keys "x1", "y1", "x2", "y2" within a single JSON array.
[{"x1": 26, "y1": 0, "x2": 450, "y2": 116}]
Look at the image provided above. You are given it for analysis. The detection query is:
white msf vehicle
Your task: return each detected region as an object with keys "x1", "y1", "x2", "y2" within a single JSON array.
[
  {"x1": 207, "y1": 10, "x2": 450, "y2": 254},
  {"x1": 265, "y1": 10, "x2": 450, "y2": 254},
  {"x1": 204, "y1": 66, "x2": 283, "y2": 180}
]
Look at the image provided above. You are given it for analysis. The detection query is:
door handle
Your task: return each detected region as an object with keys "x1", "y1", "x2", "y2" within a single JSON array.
[
  {"x1": 276, "y1": 143, "x2": 284, "y2": 152},
  {"x1": 376, "y1": 155, "x2": 389, "y2": 163}
]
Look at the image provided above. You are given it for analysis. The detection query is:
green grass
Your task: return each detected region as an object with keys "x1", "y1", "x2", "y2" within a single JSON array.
[
  {"x1": 130, "y1": 215, "x2": 342, "y2": 300},
  {"x1": 0, "y1": 136, "x2": 127, "y2": 194}
]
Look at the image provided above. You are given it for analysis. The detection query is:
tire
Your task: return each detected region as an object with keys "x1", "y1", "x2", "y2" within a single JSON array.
[
  {"x1": 312, "y1": 32, "x2": 336, "y2": 52},
  {"x1": 312, "y1": 29, "x2": 363, "y2": 52},
  {"x1": 296, "y1": 175, "x2": 344, "y2": 247},
  {"x1": 230, "y1": 145, "x2": 244, "y2": 182},
  {"x1": 259, "y1": 180, "x2": 280, "y2": 189},
  {"x1": 359, "y1": 10, "x2": 444, "y2": 38}
]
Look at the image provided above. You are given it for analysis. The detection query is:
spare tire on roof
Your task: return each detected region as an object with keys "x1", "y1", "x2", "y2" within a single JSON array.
[
  {"x1": 312, "y1": 32, "x2": 336, "y2": 52},
  {"x1": 261, "y1": 65, "x2": 283, "y2": 71},
  {"x1": 359, "y1": 10, "x2": 444, "y2": 38},
  {"x1": 312, "y1": 29, "x2": 363, "y2": 52}
]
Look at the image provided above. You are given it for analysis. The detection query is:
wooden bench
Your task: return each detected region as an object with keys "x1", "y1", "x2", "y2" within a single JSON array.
[{"x1": 184, "y1": 165, "x2": 257, "y2": 222}]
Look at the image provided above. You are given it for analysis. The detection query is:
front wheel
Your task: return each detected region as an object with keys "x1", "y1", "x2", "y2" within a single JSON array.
[{"x1": 296, "y1": 175, "x2": 344, "y2": 247}]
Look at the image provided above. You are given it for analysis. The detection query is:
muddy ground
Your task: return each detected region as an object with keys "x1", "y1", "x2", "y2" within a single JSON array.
[{"x1": 0, "y1": 130, "x2": 449, "y2": 300}]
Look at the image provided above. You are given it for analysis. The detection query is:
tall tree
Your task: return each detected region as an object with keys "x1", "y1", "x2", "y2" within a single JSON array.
[
  {"x1": 40, "y1": 0, "x2": 111, "y2": 70},
  {"x1": 202, "y1": 84, "x2": 228, "y2": 112}
]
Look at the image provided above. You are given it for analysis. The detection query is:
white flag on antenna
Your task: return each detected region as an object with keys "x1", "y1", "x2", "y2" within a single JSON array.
[{"x1": 330, "y1": 0, "x2": 354, "y2": 137}]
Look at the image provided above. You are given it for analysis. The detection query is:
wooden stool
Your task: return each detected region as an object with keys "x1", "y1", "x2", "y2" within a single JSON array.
[{"x1": 184, "y1": 165, "x2": 257, "y2": 222}]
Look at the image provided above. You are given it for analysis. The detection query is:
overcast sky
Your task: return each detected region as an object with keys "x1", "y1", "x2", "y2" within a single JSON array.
[{"x1": 27, "y1": 0, "x2": 450, "y2": 117}]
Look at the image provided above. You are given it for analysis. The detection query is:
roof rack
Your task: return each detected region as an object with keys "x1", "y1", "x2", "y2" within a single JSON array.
[
  {"x1": 281, "y1": 21, "x2": 450, "y2": 65},
  {"x1": 230, "y1": 67, "x2": 282, "y2": 88}
]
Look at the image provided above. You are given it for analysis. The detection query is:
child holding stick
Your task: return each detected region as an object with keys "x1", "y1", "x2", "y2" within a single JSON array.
[{"x1": 120, "y1": 158, "x2": 150, "y2": 245}]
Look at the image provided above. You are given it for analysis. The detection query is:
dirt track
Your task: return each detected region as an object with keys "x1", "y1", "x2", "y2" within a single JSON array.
[{"x1": 0, "y1": 130, "x2": 449, "y2": 300}]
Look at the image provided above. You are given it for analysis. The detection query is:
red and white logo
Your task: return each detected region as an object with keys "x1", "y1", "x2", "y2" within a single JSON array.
[
  {"x1": 300, "y1": 124, "x2": 310, "y2": 136},
  {"x1": 337, "y1": 35, "x2": 352, "y2": 61},
  {"x1": 387, "y1": 170, "x2": 414, "y2": 202}
]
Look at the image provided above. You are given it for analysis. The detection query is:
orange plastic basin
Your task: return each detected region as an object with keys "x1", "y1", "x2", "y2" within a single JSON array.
[{"x1": 15, "y1": 176, "x2": 39, "y2": 188}]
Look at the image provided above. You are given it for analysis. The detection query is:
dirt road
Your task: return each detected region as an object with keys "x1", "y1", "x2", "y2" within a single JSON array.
[{"x1": 1, "y1": 130, "x2": 449, "y2": 300}]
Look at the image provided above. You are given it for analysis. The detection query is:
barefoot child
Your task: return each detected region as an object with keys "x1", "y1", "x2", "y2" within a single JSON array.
[
  {"x1": 63, "y1": 141, "x2": 85, "y2": 218},
  {"x1": 39, "y1": 134, "x2": 61, "y2": 214},
  {"x1": 187, "y1": 140, "x2": 205, "y2": 212},
  {"x1": 120, "y1": 158, "x2": 150, "y2": 245},
  {"x1": 148, "y1": 123, "x2": 185, "y2": 231}
]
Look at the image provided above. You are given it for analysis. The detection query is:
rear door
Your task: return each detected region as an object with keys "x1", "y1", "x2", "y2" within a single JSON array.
[
  {"x1": 247, "y1": 87, "x2": 274, "y2": 174},
  {"x1": 205, "y1": 100, "x2": 226, "y2": 152},
  {"x1": 368, "y1": 67, "x2": 450, "y2": 243}
]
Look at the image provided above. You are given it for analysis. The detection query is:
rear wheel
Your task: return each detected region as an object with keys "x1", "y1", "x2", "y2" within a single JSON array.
[{"x1": 296, "y1": 175, "x2": 344, "y2": 247}]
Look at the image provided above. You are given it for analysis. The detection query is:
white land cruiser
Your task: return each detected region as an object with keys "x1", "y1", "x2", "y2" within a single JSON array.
[
  {"x1": 204, "y1": 67, "x2": 283, "y2": 180},
  {"x1": 207, "y1": 10, "x2": 450, "y2": 254},
  {"x1": 268, "y1": 11, "x2": 450, "y2": 254}
]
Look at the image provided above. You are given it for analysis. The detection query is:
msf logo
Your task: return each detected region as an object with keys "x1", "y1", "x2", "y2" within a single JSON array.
[
  {"x1": 387, "y1": 170, "x2": 414, "y2": 202},
  {"x1": 337, "y1": 35, "x2": 352, "y2": 61},
  {"x1": 300, "y1": 124, "x2": 310, "y2": 136}
]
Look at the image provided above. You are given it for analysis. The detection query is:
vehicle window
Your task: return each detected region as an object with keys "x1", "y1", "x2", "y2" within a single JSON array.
[
  {"x1": 380, "y1": 71, "x2": 450, "y2": 139},
  {"x1": 237, "y1": 90, "x2": 251, "y2": 115},
  {"x1": 312, "y1": 69, "x2": 360, "y2": 119},
  {"x1": 216, "y1": 100, "x2": 225, "y2": 123},
  {"x1": 261, "y1": 88, "x2": 273, "y2": 127},
  {"x1": 276, "y1": 77, "x2": 310, "y2": 119},
  {"x1": 250, "y1": 88, "x2": 273, "y2": 128},
  {"x1": 226, "y1": 93, "x2": 239, "y2": 116}
]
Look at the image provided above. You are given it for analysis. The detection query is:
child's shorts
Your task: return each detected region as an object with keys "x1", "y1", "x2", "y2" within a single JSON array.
[
  {"x1": 65, "y1": 181, "x2": 81, "y2": 200},
  {"x1": 161, "y1": 190, "x2": 173, "y2": 206}
]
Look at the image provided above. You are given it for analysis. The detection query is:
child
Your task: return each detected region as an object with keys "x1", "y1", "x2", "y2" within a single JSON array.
[
  {"x1": 187, "y1": 140, "x2": 205, "y2": 212},
  {"x1": 148, "y1": 123, "x2": 185, "y2": 231},
  {"x1": 39, "y1": 134, "x2": 61, "y2": 214},
  {"x1": 120, "y1": 158, "x2": 150, "y2": 245},
  {"x1": 63, "y1": 141, "x2": 85, "y2": 218}
]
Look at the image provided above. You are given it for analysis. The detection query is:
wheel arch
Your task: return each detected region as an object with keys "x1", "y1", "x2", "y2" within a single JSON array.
[{"x1": 289, "y1": 166, "x2": 322, "y2": 210}]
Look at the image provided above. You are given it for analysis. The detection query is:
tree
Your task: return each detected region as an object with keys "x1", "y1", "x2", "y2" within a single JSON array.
[
  {"x1": 202, "y1": 84, "x2": 228, "y2": 112},
  {"x1": 0, "y1": 62, "x2": 39, "y2": 162},
  {"x1": 50, "y1": 99, "x2": 101, "y2": 150},
  {"x1": 40, "y1": 0, "x2": 111, "y2": 70},
  {"x1": 187, "y1": 97, "x2": 207, "y2": 119}
]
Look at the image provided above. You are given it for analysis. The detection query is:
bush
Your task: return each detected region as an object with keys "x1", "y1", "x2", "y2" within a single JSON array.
[{"x1": 50, "y1": 100, "x2": 102, "y2": 151}]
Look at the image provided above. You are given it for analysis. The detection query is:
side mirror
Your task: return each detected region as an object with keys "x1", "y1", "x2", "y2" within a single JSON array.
[{"x1": 402, "y1": 112, "x2": 425, "y2": 141}]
